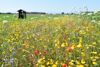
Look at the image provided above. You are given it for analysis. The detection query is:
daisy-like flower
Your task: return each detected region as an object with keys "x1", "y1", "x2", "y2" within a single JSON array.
[
  {"x1": 52, "y1": 64, "x2": 57, "y2": 67},
  {"x1": 76, "y1": 64, "x2": 84, "y2": 67}
]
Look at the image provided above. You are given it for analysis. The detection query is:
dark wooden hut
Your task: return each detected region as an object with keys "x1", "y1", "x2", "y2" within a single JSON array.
[{"x1": 17, "y1": 9, "x2": 26, "y2": 19}]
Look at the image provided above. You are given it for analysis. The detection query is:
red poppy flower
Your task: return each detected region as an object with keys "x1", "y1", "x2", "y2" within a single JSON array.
[{"x1": 34, "y1": 49, "x2": 39, "y2": 56}]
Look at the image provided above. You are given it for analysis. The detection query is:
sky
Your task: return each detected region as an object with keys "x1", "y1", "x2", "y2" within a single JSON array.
[{"x1": 0, "y1": 0, "x2": 100, "y2": 13}]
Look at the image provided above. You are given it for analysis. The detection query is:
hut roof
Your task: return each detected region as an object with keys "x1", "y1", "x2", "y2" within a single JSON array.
[{"x1": 17, "y1": 9, "x2": 26, "y2": 12}]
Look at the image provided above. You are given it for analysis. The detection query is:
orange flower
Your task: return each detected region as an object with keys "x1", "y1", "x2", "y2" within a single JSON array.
[
  {"x1": 62, "y1": 64, "x2": 68, "y2": 67},
  {"x1": 67, "y1": 46, "x2": 73, "y2": 52}
]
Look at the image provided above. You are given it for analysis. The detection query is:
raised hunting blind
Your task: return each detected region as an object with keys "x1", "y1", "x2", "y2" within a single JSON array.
[{"x1": 17, "y1": 9, "x2": 26, "y2": 19}]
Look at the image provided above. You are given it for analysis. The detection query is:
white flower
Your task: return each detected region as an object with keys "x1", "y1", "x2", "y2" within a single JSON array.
[
  {"x1": 41, "y1": 15, "x2": 44, "y2": 16},
  {"x1": 91, "y1": 20, "x2": 96, "y2": 23},
  {"x1": 4, "y1": 58, "x2": 8, "y2": 63},
  {"x1": 87, "y1": 13, "x2": 92, "y2": 15},
  {"x1": 2, "y1": 20, "x2": 8, "y2": 23}
]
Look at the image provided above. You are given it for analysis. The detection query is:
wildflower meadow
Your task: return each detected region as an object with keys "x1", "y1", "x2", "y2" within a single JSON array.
[{"x1": 0, "y1": 13, "x2": 100, "y2": 67}]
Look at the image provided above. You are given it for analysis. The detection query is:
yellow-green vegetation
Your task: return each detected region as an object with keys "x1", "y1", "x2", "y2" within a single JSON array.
[{"x1": 0, "y1": 14, "x2": 100, "y2": 67}]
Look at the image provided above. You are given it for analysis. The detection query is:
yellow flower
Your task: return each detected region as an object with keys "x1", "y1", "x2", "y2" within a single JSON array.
[
  {"x1": 81, "y1": 59, "x2": 85, "y2": 64},
  {"x1": 61, "y1": 43, "x2": 66, "y2": 47},
  {"x1": 95, "y1": 56, "x2": 99, "y2": 59},
  {"x1": 76, "y1": 60, "x2": 80, "y2": 65},
  {"x1": 79, "y1": 30, "x2": 86, "y2": 35},
  {"x1": 92, "y1": 58, "x2": 96, "y2": 62},
  {"x1": 36, "y1": 63, "x2": 39, "y2": 67},
  {"x1": 71, "y1": 44, "x2": 75, "y2": 49},
  {"x1": 90, "y1": 57, "x2": 94, "y2": 59},
  {"x1": 81, "y1": 52, "x2": 85, "y2": 57},
  {"x1": 31, "y1": 46, "x2": 34, "y2": 48},
  {"x1": 52, "y1": 64, "x2": 57, "y2": 67},
  {"x1": 50, "y1": 59, "x2": 53, "y2": 64},
  {"x1": 41, "y1": 65, "x2": 45, "y2": 67},
  {"x1": 65, "y1": 42, "x2": 68, "y2": 46},
  {"x1": 55, "y1": 43, "x2": 60, "y2": 48},
  {"x1": 79, "y1": 37, "x2": 82, "y2": 43},
  {"x1": 76, "y1": 65, "x2": 84, "y2": 67},
  {"x1": 38, "y1": 59, "x2": 43, "y2": 63},
  {"x1": 22, "y1": 49, "x2": 30, "y2": 53},
  {"x1": 38, "y1": 57, "x2": 45, "y2": 64},
  {"x1": 57, "y1": 40, "x2": 60, "y2": 44},
  {"x1": 93, "y1": 42, "x2": 96, "y2": 45},
  {"x1": 88, "y1": 45, "x2": 92, "y2": 47},
  {"x1": 55, "y1": 61, "x2": 58, "y2": 64},
  {"x1": 77, "y1": 43, "x2": 82, "y2": 48},
  {"x1": 69, "y1": 60, "x2": 74, "y2": 65},
  {"x1": 23, "y1": 44, "x2": 29, "y2": 49},
  {"x1": 91, "y1": 52, "x2": 97, "y2": 54},
  {"x1": 92, "y1": 61, "x2": 97, "y2": 65},
  {"x1": 86, "y1": 46, "x2": 89, "y2": 49},
  {"x1": 47, "y1": 61, "x2": 50, "y2": 65},
  {"x1": 47, "y1": 59, "x2": 53, "y2": 65}
]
